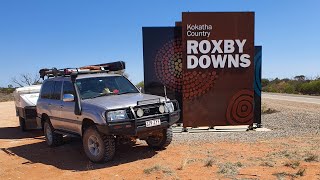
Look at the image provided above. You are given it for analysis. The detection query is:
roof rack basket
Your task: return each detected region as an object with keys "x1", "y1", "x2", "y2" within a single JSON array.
[{"x1": 39, "y1": 61, "x2": 125, "y2": 79}]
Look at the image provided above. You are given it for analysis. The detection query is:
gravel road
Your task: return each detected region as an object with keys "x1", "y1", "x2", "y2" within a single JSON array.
[{"x1": 173, "y1": 98, "x2": 320, "y2": 144}]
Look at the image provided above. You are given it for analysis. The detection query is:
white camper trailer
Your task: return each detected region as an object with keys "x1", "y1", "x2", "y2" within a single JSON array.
[{"x1": 13, "y1": 85, "x2": 41, "y2": 131}]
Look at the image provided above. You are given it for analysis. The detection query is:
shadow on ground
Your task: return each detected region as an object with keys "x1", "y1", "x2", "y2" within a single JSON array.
[
  {"x1": 0, "y1": 126, "x2": 43, "y2": 139},
  {"x1": 1, "y1": 126, "x2": 157, "y2": 171},
  {"x1": 7, "y1": 139, "x2": 157, "y2": 171}
]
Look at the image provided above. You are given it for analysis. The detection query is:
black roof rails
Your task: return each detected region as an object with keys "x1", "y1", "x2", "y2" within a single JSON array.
[{"x1": 39, "y1": 61, "x2": 126, "y2": 80}]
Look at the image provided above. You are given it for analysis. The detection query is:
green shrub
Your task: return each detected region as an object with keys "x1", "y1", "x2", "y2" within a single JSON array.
[
  {"x1": 0, "y1": 88, "x2": 15, "y2": 94},
  {"x1": 262, "y1": 77, "x2": 320, "y2": 95},
  {"x1": 300, "y1": 80, "x2": 320, "y2": 95}
]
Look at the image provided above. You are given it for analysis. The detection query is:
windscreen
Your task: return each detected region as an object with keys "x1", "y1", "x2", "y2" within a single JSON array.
[{"x1": 76, "y1": 76, "x2": 139, "y2": 99}]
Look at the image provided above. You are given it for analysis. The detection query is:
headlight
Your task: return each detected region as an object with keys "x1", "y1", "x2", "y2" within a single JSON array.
[
  {"x1": 107, "y1": 110, "x2": 128, "y2": 121},
  {"x1": 164, "y1": 102, "x2": 174, "y2": 113}
]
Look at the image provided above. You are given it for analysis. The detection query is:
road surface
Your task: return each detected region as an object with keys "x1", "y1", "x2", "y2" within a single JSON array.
[{"x1": 262, "y1": 92, "x2": 320, "y2": 105}]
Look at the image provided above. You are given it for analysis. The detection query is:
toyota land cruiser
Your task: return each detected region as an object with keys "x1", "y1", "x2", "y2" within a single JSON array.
[{"x1": 36, "y1": 61, "x2": 180, "y2": 162}]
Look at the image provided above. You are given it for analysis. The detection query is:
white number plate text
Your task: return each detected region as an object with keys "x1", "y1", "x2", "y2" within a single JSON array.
[{"x1": 146, "y1": 119, "x2": 161, "y2": 127}]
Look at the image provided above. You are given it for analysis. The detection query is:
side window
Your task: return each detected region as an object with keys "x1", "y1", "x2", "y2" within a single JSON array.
[
  {"x1": 52, "y1": 81, "x2": 62, "y2": 100},
  {"x1": 40, "y1": 81, "x2": 55, "y2": 99},
  {"x1": 63, "y1": 81, "x2": 75, "y2": 96}
]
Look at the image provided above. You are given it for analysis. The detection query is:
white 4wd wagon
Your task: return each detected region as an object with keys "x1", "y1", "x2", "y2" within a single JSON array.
[{"x1": 36, "y1": 61, "x2": 180, "y2": 162}]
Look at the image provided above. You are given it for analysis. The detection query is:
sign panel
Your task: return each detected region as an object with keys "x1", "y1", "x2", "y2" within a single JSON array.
[
  {"x1": 182, "y1": 12, "x2": 255, "y2": 127},
  {"x1": 143, "y1": 27, "x2": 183, "y2": 123},
  {"x1": 254, "y1": 46, "x2": 262, "y2": 126}
]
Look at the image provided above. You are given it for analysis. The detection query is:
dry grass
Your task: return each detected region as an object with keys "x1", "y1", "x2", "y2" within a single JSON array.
[
  {"x1": 235, "y1": 162, "x2": 243, "y2": 167},
  {"x1": 284, "y1": 160, "x2": 300, "y2": 169},
  {"x1": 267, "y1": 150, "x2": 299, "y2": 159},
  {"x1": 204, "y1": 157, "x2": 214, "y2": 167},
  {"x1": 272, "y1": 172, "x2": 294, "y2": 179},
  {"x1": 0, "y1": 93, "x2": 14, "y2": 102},
  {"x1": 143, "y1": 165, "x2": 161, "y2": 174},
  {"x1": 304, "y1": 153, "x2": 319, "y2": 162},
  {"x1": 218, "y1": 162, "x2": 239, "y2": 176},
  {"x1": 177, "y1": 158, "x2": 203, "y2": 170},
  {"x1": 273, "y1": 168, "x2": 306, "y2": 179},
  {"x1": 143, "y1": 164, "x2": 174, "y2": 176},
  {"x1": 177, "y1": 159, "x2": 188, "y2": 170},
  {"x1": 261, "y1": 104, "x2": 278, "y2": 114},
  {"x1": 260, "y1": 161, "x2": 274, "y2": 167},
  {"x1": 296, "y1": 168, "x2": 306, "y2": 176}
]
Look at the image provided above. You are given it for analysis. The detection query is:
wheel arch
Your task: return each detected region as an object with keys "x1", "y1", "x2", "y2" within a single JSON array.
[
  {"x1": 41, "y1": 113, "x2": 50, "y2": 129},
  {"x1": 82, "y1": 118, "x2": 95, "y2": 135}
]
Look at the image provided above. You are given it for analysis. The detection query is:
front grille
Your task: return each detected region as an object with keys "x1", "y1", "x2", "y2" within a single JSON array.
[{"x1": 133, "y1": 104, "x2": 162, "y2": 117}]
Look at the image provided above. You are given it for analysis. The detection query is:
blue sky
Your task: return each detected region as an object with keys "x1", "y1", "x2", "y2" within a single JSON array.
[{"x1": 0, "y1": 0, "x2": 319, "y2": 87}]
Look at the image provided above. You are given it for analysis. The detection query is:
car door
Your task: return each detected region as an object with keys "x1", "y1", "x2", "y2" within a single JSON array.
[
  {"x1": 37, "y1": 80, "x2": 60, "y2": 128},
  {"x1": 59, "y1": 80, "x2": 80, "y2": 134},
  {"x1": 49, "y1": 81, "x2": 63, "y2": 129}
]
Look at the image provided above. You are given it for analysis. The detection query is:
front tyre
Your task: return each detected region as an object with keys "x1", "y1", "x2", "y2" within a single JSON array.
[
  {"x1": 43, "y1": 120, "x2": 63, "y2": 147},
  {"x1": 146, "y1": 127, "x2": 173, "y2": 149},
  {"x1": 83, "y1": 126, "x2": 115, "y2": 163}
]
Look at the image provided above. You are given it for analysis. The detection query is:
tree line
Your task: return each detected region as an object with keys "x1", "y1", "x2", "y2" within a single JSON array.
[
  {"x1": 2, "y1": 73, "x2": 319, "y2": 96},
  {"x1": 262, "y1": 75, "x2": 320, "y2": 95}
]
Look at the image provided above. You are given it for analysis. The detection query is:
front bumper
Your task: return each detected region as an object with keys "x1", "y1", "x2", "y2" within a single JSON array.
[{"x1": 97, "y1": 110, "x2": 180, "y2": 136}]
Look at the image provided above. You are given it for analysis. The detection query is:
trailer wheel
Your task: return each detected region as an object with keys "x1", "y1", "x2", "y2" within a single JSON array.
[
  {"x1": 43, "y1": 120, "x2": 63, "y2": 147},
  {"x1": 19, "y1": 117, "x2": 26, "y2": 132},
  {"x1": 146, "y1": 127, "x2": 173, "y2": 149},
  {"x1": 83, "y1": 126, "x2": 115, "y2": 163}
]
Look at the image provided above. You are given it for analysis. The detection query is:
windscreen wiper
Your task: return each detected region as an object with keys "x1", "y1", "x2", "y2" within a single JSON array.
[
  {"x1": 89, "y1": 93, "x2": 112, "y2": 99},
  {"x1": 117, "y1": 91, "x2": 137, "y2": 95}
]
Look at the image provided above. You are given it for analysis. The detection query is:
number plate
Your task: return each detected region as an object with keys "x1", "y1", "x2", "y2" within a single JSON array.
[{"x1": 146, "y1": 119, "x2": 161, "y2": 127}]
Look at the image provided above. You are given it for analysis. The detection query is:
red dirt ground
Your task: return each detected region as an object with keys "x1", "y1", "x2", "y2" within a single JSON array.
[{"x1": 0, "y1": 101, "x2": 319, "y2": 180}]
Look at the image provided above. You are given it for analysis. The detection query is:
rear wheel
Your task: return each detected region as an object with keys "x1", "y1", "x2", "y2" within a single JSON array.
[
  {"x1": 83, "y1": 126, "x2": 115, "y2": 163},
  {"x1": 146, "y1": 127, "x2": 173, "y2": 149},
  {"x1": 43, "y1": 120, "x2": 63, "y2": 147},
  {"x1": 19, "y1": 117, "x2": 26, "y2": 132}
]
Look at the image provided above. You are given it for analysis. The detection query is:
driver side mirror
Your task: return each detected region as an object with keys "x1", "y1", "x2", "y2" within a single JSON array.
[{"x1": 63, "y1": 94, "x2": 74, "y2": 102}]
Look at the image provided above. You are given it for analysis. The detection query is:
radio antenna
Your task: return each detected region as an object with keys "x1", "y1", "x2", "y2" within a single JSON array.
[{"x1": 164, "y1": 86, "x2": 167, "y2": 101}]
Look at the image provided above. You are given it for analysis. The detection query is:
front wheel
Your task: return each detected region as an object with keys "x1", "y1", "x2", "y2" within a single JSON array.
[
  {"x1": 83, "y1": 126, "x2": 115, "y2": 163},
  {"x1": 146, "y1": 127, "x2": 173, "y2": 149}
]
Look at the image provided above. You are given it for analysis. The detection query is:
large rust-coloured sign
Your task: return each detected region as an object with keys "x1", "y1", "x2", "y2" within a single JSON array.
[
  {"x1": 182, "y1": 12, "x2": 255, "y2": 127},
  {"x1": 143, "y1": 12, "x2": 256, "y2": 127}
]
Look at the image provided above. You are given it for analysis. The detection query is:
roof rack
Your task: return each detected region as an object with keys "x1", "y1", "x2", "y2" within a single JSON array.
[{"x1": 39, "y1": 61, "x2": 126, "y2": 80}]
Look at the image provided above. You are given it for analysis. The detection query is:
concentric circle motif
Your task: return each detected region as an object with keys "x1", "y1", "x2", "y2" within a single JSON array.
[
  {"x1": 154, "y1": 38, "x2": 218, "y2": 100},
  {"x1": 226, "y1": 90, "x2": 254, "y2": 125},
  {"x1": 154, "y1": 39, "x2": 183, "y2": 92}
]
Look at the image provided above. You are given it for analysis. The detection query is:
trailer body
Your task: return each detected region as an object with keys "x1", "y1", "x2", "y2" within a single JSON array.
[{"x1": 13, "y1": 85, "x2": 41, "y2": 130}]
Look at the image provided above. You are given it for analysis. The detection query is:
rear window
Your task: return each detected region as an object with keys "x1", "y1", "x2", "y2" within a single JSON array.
[
  {"x1": 52, "y1": 81, "x2": 62, "y2": 100},
  {"x1": 40, "y1": 81, "x2": 55, "y2": 99}
]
